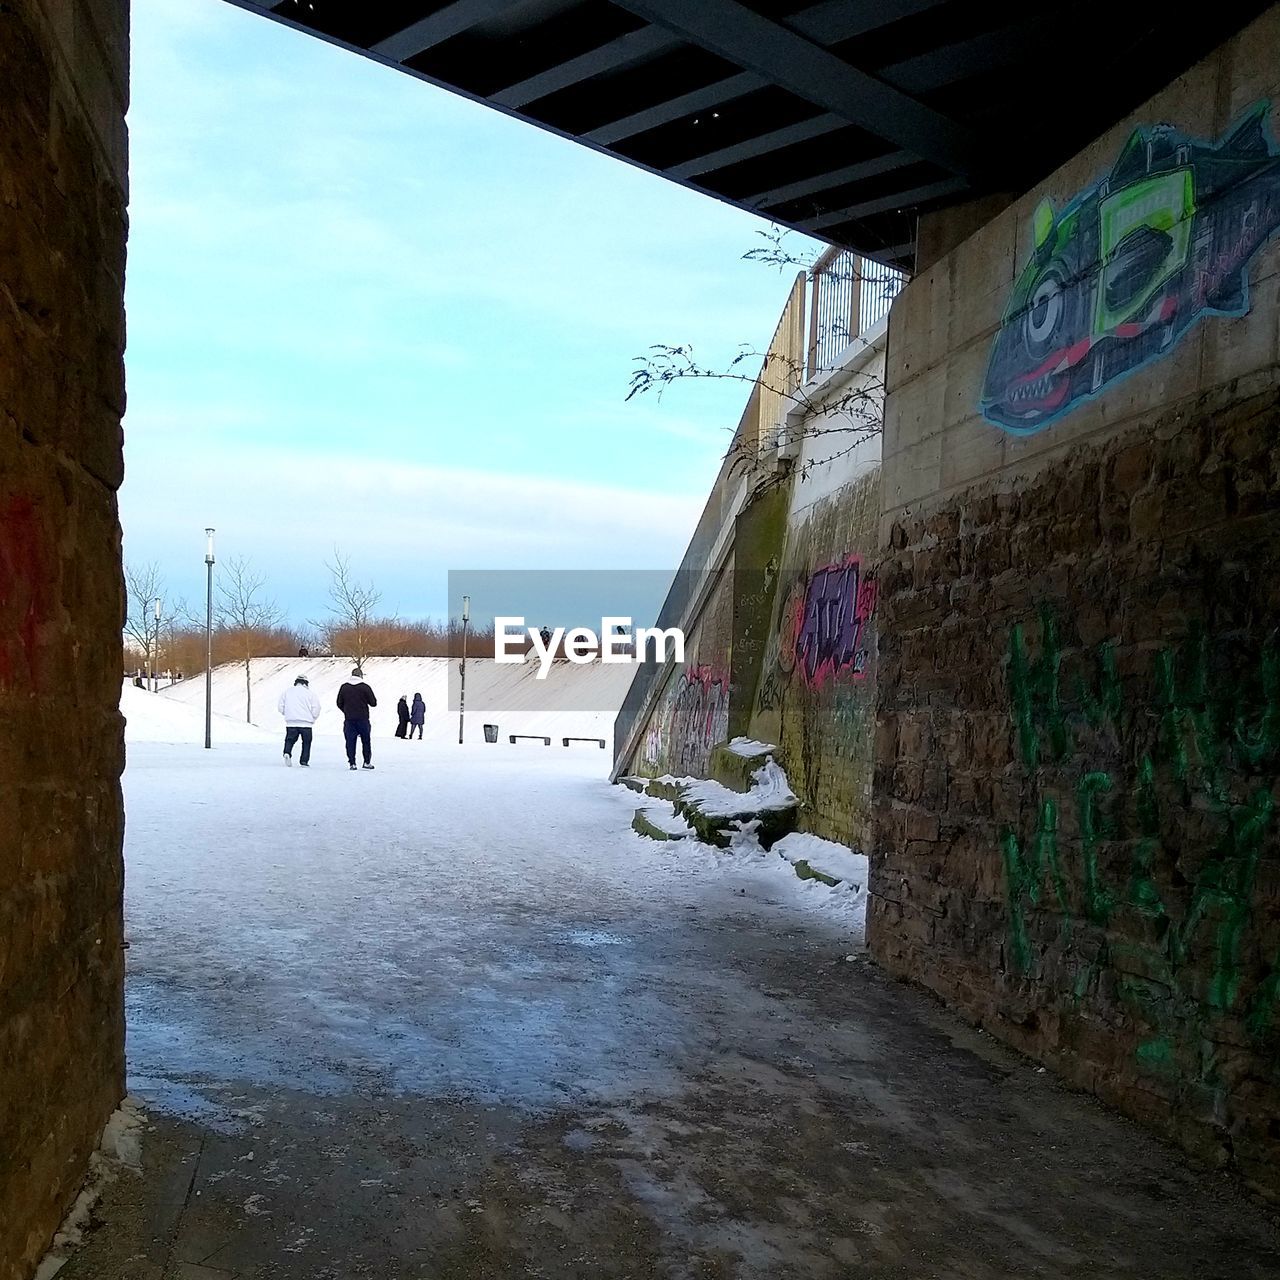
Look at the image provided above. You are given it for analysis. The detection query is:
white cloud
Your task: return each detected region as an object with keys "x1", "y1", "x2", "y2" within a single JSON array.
[
  {"x1": 119, "y1": 0, "x2": 820, "y2": 622},
  {"x1": 119, "y1": 442, "x2": 704, "y2": 617}
]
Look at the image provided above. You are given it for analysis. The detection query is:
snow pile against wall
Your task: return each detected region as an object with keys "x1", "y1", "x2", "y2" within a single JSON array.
[{"x1": 152, "y1": 656, "x2": 634, "y2": 748}]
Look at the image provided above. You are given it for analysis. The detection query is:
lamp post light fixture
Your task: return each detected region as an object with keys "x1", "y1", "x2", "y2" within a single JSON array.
[
  {"x1": 458, "y1": 594, "x2": 470, "y2": 746},
  {"x1": 204, "y1": 528, "x2": 215, "y2": 750}
]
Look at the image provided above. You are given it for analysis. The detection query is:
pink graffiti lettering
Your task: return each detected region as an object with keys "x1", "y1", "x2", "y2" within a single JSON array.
[{"x1": 793, "y1": 556, "x2": 876, "y2": 687}]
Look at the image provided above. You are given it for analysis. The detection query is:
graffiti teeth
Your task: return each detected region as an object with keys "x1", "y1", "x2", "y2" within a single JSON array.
[{"x1": 1012, "y1": 373, "x2": 1056, "y2": 405}]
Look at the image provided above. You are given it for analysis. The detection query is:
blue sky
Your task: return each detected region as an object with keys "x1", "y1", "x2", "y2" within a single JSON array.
[{"x1": 120, "y1": 0, "x2": 817, "y2": 624}]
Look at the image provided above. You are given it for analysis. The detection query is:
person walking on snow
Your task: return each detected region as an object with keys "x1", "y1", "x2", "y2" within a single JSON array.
[
  {"x1": 410, "y1": 692, "x2": 425, "y2": 740},
  {"x1": 337, "y1": 667, "x2": 378, "y2": 770},
  {"x1": 278, "y1": 675, "x2": 321, "y2": 767},
  {"x1": 395, "y1": 695, "x2": 410, "y2": 739}
]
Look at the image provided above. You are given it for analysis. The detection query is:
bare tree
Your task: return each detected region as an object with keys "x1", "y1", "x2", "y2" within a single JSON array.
[
  {"x1": 320, "y1": 551, "x2": 382, "y2": 670},
  {"x1": 627, "y1": 342, "x2": 885, "y2": 490},
  {"x1": 627, "y1": 225, "x2": 902, "y2": 494},
  {"x1": 216, "y1": 557, "x2": 284, "y2": 723},
  {"x1": 123, "y1": 562, "x2": 166, "y2": 690},
  {"x1": 156, "y1": 595, "x2": 191, "y2": 687}
]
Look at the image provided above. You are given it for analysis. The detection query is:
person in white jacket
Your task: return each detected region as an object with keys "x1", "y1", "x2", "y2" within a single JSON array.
[{"x1": 278, "y1": 675, "x2": 322, "y2": 767}]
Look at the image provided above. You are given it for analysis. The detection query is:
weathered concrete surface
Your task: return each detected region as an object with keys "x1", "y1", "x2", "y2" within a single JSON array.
[
  {"x1": 60, "y1": 937, "x2": 1280, "y2": 1279},
  {"x1": 745, "y1": 336, "x2": 887, "y2": 853},
  {"x1": 57, "y1": 746, "x2": 1280, "y2": 1278},
  {"x1": 0, "y1": 0, "x2": 127, "y2": 1275}
]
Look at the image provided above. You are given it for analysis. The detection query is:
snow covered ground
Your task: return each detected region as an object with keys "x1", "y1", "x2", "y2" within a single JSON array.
[
  {"x1": 121, "y1": 682, "x2": 864, "y2": 1130},
  {"x1": 152, "y1": 655, "x2": 632, "y2": 749},
  {"x1": 121, "y1": 682, "x2": 273, "y2": 745}
]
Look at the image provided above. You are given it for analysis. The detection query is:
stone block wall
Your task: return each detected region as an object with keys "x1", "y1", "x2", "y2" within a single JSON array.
[
  {"x1": 871, "y1": 9, "x2": 1280, "y2": 1195},
  {"x1": 0, "y1": 1, "x2": 128, "y2": 1274},
  {"x1": 874, "y1": 387, "x2": 1280, "y2": 1193}
]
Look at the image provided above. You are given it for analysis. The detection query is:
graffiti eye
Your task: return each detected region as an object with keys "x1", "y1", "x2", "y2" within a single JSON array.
[{"x1": 1024, "y1": 272, "x2": 1064, "y2": 353}]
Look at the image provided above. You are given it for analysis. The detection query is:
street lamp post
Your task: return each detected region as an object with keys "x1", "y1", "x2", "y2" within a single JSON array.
[
  {"x1": 204, "y1": 528, "x2": 215, "y2": 750},
  {"x1": 457, "y1": 594, "x2": 470, "y2": 745},
  {"x1": 152, "y1": 597, "x2": 162, "y2": 691}
]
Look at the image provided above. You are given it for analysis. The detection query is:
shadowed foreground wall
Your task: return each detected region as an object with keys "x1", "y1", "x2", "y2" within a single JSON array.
[
  {"x1": 0, "y1": 0, "x2": 128, "y2": 1274},
  {"x1": 871, "y1": 12, "x2": 1280, "y2": 1194}
]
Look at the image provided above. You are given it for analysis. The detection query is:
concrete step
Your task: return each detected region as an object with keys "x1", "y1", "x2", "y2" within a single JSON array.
[
  {"x1": 708, "y1": 737, "x2": 779, "y2": 794},
  {"x1": 672, "y1": 794, "x2": 797, "y2": 849},
  {"x1": 772, "y1": 832, "x2": 868, "y2": 890},
  {"x1": 631, "y1": 804, "x2": 695, "y2": 841}
]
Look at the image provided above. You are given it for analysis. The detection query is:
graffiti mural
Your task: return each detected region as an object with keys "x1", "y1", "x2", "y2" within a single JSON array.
[
  {"x1": 981, "y1": 103, "x2": 1280, "y2": 433},
  {"x1": 642, "y1": 664, "x2": 729, "y2": 777},
  {"x1": 793, "y1": 556, "x2": 876, "y2": 687},
  {"x1": 0, "y1": 496, "x2": 51, "y2": 689},
  {"x1": 1000, "y1": 608, "x2": 1280, "y2": 1081}
]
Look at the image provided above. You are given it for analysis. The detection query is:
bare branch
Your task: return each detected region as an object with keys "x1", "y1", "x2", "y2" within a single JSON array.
[
  {"x1": 216, "y1": 557, "x2": 284, "y2": 722},
  {"x1": 123, "y1": 561, "x2": 166, "y2": 685},
  {"x1": 627, "y1": 224, "x2": 909, "y2": 502},
  {"x1": 320, "y1": 551, "x2": 384, "y2": 669}
]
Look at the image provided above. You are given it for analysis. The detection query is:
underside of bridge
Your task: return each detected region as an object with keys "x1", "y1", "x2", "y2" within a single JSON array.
[
  {"x1": 3, "y1": 0, "x2": 1279, "y2": 1276},
  {"x1": 227, "y1": 0, "x2": 1274, "y2": 271}
]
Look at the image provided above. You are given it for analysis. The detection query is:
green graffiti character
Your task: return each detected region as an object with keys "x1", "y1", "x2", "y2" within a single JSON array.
[
  {"x1": 1078, "y1": 640, "x2": 1122, "y2": 732},
  {"x1": 1077, "y1": 771, "x2": 1116, "y2": 925},
  {"x1": 1000, "y1": 795, "x2": 1069, "y2": 974},
  {"x1": 1233, "y1": 633, "x2": 1280, "y2": 770},
  {"x1": 1154, "y1": 623, "x2": 1225, "y2": 802},
  {"x1": 1007, "y1": 605, "x2": 1069, "y2": 772},
  {"x1": 1128, "y1": 755, "x2": 1167, "y2": 919}
]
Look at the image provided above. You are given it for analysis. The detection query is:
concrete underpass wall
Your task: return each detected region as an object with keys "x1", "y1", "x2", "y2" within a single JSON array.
[
  {"x1": 870, "y1": 10, "x2": 1280, "y2": 1194},
  {"x1": 748, "y1": 338, "x2": 885, "y2": 849},
  {"x1": 632, "y1": 556, "x2": 734, "y2": 779},
  {"x1": 0, "y1": 1, "x2": 128, "y2": 1273}
]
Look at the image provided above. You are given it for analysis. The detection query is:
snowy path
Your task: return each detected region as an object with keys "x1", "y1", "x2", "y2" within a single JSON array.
[
  {"x1": 60, "y1": 725, "x2": 1280, "y2": 1278},
  {"x1": 122, "y1": 736, "x2": 860, "y2": 1123}
]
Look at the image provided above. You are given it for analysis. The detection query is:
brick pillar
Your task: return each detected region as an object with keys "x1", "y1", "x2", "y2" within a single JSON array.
[{"x1": 0, "y1": 1, "x2": 128, "y2": 1275}]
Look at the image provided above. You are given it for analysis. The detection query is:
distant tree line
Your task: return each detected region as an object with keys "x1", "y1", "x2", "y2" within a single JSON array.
[{"x1": 123, "y1": 550, "x2": 497, "y2": 716}]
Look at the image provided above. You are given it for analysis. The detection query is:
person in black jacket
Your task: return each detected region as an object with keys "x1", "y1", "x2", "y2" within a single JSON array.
[
  {"x1": 410, "y1": 692, "x2": 425, "y2": 740},
  {"x1": 395, "y1": 695, "x2": 410, "y2": 739},
  {"x1": 337, "y1": 667, "x2": 378, "y2": 770}
]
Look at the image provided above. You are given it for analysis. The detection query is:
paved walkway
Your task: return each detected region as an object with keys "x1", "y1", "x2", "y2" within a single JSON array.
[{"x1": 60, "y1": 741, "x2": 1279, "y2": 1278}]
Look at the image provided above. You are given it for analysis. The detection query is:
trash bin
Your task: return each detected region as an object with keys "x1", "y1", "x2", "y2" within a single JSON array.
[{"x1": 483, "y1": 723, "x2": 499, "y2": 743}]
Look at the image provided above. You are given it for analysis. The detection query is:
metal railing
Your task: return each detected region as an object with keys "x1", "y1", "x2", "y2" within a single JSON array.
[{"x1": 807, "y1": 247, "x2": 906, "y2": 380}]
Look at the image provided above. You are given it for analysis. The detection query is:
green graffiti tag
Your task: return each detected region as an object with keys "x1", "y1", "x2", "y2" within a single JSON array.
[
  {"x1": 1000, "y1": 796, "x2": 1065, "y2": 974},
  {"x1": 1007, "y1": 605, "x2": 1068, "y2": 771},
  {"x1": 1076, "y1": 771, "x2": 1115, "y2": 926},
  {"x1": 1078, "y1": 641, "x2": 1121, "y2": 733},
  {"x1": 1154, "y1": 622, "x2": 1227, "y2": 802},
  {"x1": 1233, "y1": 634, "x2": 1280, "y2": 769},
  {"x1": 1128, "y1": 755, "x2": 1164, "y2": 919},
  {"x1": 999, "y1": 610, "x2": 1280, "y2": 1083}
]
